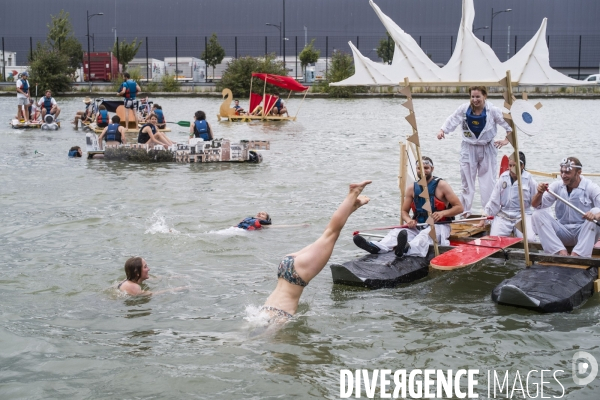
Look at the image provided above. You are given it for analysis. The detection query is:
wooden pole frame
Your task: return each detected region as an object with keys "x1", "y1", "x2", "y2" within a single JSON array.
[{"x1": 502, "y1": 70, "x2": 531, "y2": 266}]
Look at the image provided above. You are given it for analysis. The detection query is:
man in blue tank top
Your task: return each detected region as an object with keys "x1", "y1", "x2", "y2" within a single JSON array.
[{"x1": 354, "y1": 157, "x2": 463, "y2": 258}]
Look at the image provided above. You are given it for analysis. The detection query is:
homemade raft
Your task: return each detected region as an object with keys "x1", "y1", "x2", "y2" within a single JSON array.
[
  {"x1": 86, "y1": 133, "x2": 269, "y2": 163},
  {"x1": 492, "y1": 265, "x2": 598, "y2": 313},
  {"x1": 10, "y1": 118, "x2": 61, "y2": 130}
]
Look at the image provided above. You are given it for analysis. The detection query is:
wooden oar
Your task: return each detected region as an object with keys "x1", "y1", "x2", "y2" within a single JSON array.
[
  {"x1": 167, "y1": 121, "x2": 191, "y2": 127},
  {"x1": 352, "y1": 216, "x2": 494, "y2": 236},
  {"x1": 547, "y1": 188, "x2": 600, "y2": 226}
]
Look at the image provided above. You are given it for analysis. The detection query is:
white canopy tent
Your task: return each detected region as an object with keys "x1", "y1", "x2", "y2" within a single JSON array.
[{"x1": 332, "y1": 0, "x2": 586, "y2": 87}]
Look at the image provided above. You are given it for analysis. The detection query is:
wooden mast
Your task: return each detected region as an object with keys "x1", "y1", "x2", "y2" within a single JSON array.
[
  {"x1": 501, "y1": 70, "x2": 531, "y2": 266},
  {"x1": 402, "y1": 77, "x2": 439, "y2": 257}
]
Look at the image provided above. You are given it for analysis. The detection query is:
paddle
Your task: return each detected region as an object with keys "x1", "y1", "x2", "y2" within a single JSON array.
[
  {"x1": 167, "y1": 121, "x2": 191, "y2": 127},
  {"x1": 499, "y1": 155, "x2": 509, "y2": 176},
  {"x1": 547, "y1": 188, "x2": 600, "y2": 227},
  {"x1": 352, "y1": 216, "x2": 494, "y2": 236}
]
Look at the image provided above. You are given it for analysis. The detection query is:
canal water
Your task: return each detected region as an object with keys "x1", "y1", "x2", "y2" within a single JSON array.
[{"x1": 1, "y1": 96, "x2": 599, "y2": 399}]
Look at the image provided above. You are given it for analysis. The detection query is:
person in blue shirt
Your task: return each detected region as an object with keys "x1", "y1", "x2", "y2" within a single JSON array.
[
  {"x1": 151, "y1": 104, "x2": 166, "y2": 129},
  {"x1": 117, "y1": 72, "x2": 142, "y2": 129}
]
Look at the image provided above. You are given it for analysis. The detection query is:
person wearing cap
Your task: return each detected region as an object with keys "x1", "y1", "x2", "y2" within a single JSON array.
[
  {"x1": 481, "y1": 151, "x2": 539, "y2": 239},
  {"x1": 353, "y1": 156, "x2": 463, "y2": 258},
  {"x1": 16, "y1": 71, "x2": 30, "y2": 122},
  {"x1": 73, "y1": 97, "x2": 94, "y2": 129},
  {"x1": 437, "y1": 86, "x2": 513, "y2": 217},
  {"x1": 531, "y1": 157, "x2": 600, "y2": 257}
]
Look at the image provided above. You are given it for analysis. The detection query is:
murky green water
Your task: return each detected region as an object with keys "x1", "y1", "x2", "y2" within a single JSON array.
[{"x1": 1, "y1": 96, "x2": 599, "y2": 399}]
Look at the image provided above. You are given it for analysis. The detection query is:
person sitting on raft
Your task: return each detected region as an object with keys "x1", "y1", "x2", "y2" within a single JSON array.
[
  {"x1": 531, "y1": 157, "x2": 600, "y2": 258},
  {"x1": 233, "y1": 99, "x2": 246, "y2": 115},
  {"x1": 38, "y1": 90, "x2": 61, "y2": 120},
  {"x1": 480, "y1": 151, "x2": 539, "y2": 239},
  {"x1": 262, "y1": 181, "x2": 371, "y2": 321},
  {"x1": 73, "y1": 97, "x2": 94, "y2": 129},
  {"x1": 28, "y1": 99, "x2": 40, "y2": 123},
  {"x1": 354, "y1": 157, "x2": 463, "y2": 257},
  {"x1": 189, "y1": 111, "x2": 214, "y2": 142},
  {"x1": 270, "y1": 92, "x2": 288, "y2": 116},
  {"x1": 98, "y1": 115, "x2": 127, "y2": 149},
  {"x1": 237, "y1": 212, "x2": 271, "y2": 230},
  {"x1": 96, "y1": 104, "x2": 110, "y2": 128},
  {"x1": 68, "y1": 146, "x2": 82, "y2": 158},
  {"x1": 150, "y1": 104, "x2": 166, "y2": 129},
  {"x1": 138, "y1": 113, "x2": 175, "y2": 149}
]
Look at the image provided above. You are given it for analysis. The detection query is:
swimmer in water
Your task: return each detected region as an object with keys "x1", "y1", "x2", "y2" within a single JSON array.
[
  {"x1": 237, "y1": 211, "x2": 271, "y2": 230},
  {"x1": 117, "y1": 257, "x2": 185, "y2": 296},
  {"x1": 118, "y1": 257, "x2": 151, "y2": 295},
  {"x1": 261, "y1": 180, "x2": 371, "y2": 321}
]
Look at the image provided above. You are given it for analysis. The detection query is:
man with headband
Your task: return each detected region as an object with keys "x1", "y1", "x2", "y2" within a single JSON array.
[
  {"x1": 481, "y1": 151, "x2": 539, "y2": 239},
  {"x1": 353, "y1": 156, "x2": 463, "y2": 257},
  {"x1": 531, "y1": 157, "x2": 600, "y2": 257}
]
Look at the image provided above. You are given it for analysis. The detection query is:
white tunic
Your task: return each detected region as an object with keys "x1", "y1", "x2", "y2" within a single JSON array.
[
  {"x1": 531, "y1": 176, "x2": 600, "y2": 256},
  {"x1": 484, "y1": 170, "x2": 538, "y2": 238},
  {"x1": 440, "y1": 101, "x2": 512, "y2": 215}
]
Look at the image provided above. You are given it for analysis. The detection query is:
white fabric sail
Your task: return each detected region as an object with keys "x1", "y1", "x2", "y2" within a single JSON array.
[{"x1": 332, "y1": 0, "x2": 587, "y2": 87}]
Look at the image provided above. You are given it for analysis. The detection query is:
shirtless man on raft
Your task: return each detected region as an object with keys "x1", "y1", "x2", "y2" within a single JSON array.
[{"x1": 354, "y1": 157, "x2": 463, "y2": 257}]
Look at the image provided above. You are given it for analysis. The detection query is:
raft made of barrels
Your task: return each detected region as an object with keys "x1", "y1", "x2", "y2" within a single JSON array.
[
  {"x1": 492, "y1": 264, "x2": 598, "y2": 313},
  {"x1": 330, "y1": 249, "x2": 436, "y2": 289}
]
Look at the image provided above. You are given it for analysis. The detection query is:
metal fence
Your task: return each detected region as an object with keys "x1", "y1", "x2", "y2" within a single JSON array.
[{"x1": 2, "y1": 34, "x2": 599, "y2": 80}]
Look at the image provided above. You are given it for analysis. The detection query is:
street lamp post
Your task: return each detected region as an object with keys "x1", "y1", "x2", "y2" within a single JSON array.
[
  {"x1": 86, "y1": 11, "x2": 104, "y2": 82},
  {"x1": 490, "y1": 8, "x2": 511, "y2": 48},
  {"x1": 265, "y1": 22, "x2": 282, "y2": 56}
]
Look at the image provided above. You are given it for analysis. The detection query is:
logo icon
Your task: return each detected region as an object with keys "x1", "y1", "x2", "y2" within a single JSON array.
[{"x1": 572, "y1": 351, "x2": 598, "y2": 385}]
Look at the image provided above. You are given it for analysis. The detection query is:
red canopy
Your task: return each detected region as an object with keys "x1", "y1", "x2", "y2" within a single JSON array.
[
  {"x1": 251, "y1": 73, "x2": 308, "y2": 92},
  {"x1": 249, "y1": 92, "x2": 277, "y2": 115}
]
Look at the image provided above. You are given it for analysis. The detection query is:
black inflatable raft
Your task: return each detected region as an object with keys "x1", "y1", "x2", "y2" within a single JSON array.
[
  {"x1": 492, "y1": 264, "x2": 598, "y2": 312},
  {"x1": 330, "y1": 250, "x2": 433, "y2": 289}
]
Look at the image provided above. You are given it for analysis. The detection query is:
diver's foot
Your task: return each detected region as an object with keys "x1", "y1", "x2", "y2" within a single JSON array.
[
  {"x1": 394, "y1": 230, "x2": 409, "y2": 257},
  {"x1": 349, "y1": 180, "x2": 372, "y2": 195},
  {"x1": 353, "y1": 234, "x2": 380, "y2": 254}
]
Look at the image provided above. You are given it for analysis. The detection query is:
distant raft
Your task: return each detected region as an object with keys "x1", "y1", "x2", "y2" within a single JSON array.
[
  {"x1": 330, "y1": 250, "x2": 433, "y2": 289},
  {"x1": 10, "y1": 118, "x2": 61, "y2": 130},
  {"x1": 492, "y1": 265, "x2": 598, "y2": 313}
]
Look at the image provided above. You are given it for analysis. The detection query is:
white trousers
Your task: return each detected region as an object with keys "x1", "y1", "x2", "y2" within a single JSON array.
[
  {"x1": 531, "y1": 207, "x2": 600, "y2": 257},
  {"x1": 372, "y1": 225, "x2": 451, "y2": 257},
  {"x1": 459, "y1": 141, "x2": 497, "y2": 216},
  {"x1": 489, "y1": 213, "x2": 540, "y2": 242}
]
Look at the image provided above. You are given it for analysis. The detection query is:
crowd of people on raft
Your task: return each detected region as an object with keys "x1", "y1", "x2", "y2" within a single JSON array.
[{"x1": 29, "y1": 76, "x2": 595, "y2": 318}]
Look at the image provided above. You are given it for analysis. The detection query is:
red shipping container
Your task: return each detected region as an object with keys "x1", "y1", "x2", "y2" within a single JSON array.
[{"x1": 83, "y1": 52, "x2": 120, "y2": 82}]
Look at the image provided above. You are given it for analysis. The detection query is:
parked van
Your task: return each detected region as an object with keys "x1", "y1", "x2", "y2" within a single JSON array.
[{"x1": 583, "y1": 74, "x2": 600, "y2": 83}]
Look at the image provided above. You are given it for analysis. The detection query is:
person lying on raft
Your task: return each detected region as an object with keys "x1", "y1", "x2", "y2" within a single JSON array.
[
  {"x1": 98, "y1": 115, "x2": 127, "y2": 149},
  {"x1": 479, "y1": 151, "x2": 539, "y2": 239},
  {"x1": 261, "y1": 180, "x2": 371, "y2": 320},
  {"x1": 354, "y1": 157, "x2": 463, "y2": 257},
  {"x1": 138, "y1": 113, "x2": 175, "y2": 149},
  {"x1": 117, "y1": 257, "x2": 185, "y2": 296},
  {"x1": 237, "y1": 212, "x2": 271, "y2": 230},
  {"x1": 531, "y1": 157, "x2": 600, "y2": 258},
  {"x1": 189, "y1": 110, "x2": 214, "y2": 142}
]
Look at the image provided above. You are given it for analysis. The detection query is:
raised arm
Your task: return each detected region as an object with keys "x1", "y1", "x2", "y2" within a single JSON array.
[{"x1": 438, "y1": 104, "x2": 467, "y2": 140}]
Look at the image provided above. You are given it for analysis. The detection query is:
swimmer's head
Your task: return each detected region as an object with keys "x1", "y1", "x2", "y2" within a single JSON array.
[
  {"x1": 124, "y1": 257, "x2": 149, "y2": 282},
  {"x1": 256, "y1": 211, "x2": 271, "y2": 224}
]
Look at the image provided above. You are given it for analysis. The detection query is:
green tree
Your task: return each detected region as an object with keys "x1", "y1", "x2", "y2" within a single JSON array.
[
  {"x1": 217, "y1": 54, "x2": 288, "y2": 97},
  {"x1": 299, "y1": 39, "x2": 320, "y2": 75},
  {"x1": 319, "y1": 51, "x2": 365, "y2": 98},
  {"x1": 376, "y1": 32, "x2": 394, "y2": 65},
  {"x1": 201, "y1": 33, "x2": 226, "y2": 80},
  {"x1": 112, "y1": 38, "x2": 143, "y2": 72},
  {"x1": 29, "y1": 44, "x2": 72, "y2": 94},
  {"x1": 46, "y1": 10, "x2": 83, "y2": 73}
]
